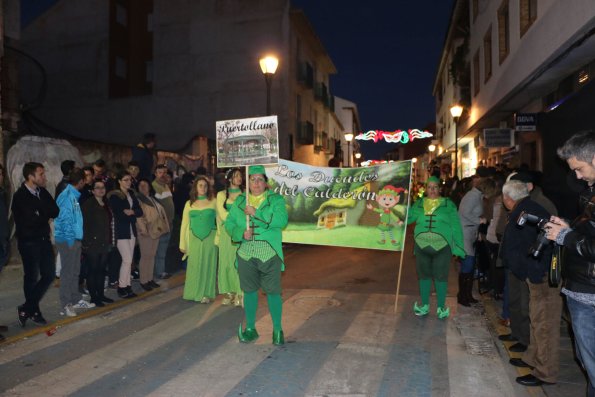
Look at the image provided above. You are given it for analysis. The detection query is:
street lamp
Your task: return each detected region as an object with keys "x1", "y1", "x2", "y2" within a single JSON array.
[
  {"x1": 344, "y1": 132, "x2": 354, "y2": 167},
  {"x1": 259, "y1": 55, "x2": 279, "y2": 115},
  {"x1": 450, "y1": 104, "x2": 463, "y2": 178},
  {"x1": 354, "y1": 151, "x2": 361, "y2": 167}
]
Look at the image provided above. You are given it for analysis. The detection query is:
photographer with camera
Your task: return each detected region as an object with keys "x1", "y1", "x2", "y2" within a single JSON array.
[
  {"x1": 544, "y1": 131, "x2": 595, "y2": 397},
  {"x1": 500, "y1": 180, "x2": 562, "y2": 387}
]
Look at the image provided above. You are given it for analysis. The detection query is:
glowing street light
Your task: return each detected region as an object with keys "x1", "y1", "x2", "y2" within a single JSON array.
[
  {"x1": 450, "y1": 104, "x2": 464, "y2": 178},
  {"x1": 344, "y1": 132, "x2": 354, "y2": 167},
  {"x1": 259, "y1": 55, "x2": 279, "y2": 115}
]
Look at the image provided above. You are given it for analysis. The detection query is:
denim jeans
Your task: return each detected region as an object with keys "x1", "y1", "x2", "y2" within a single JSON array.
[
  {"x1": 154, "y1": 232, "x2": 171, "y2": 277},
  {"x1": 460, "y1": 255, "x2": 475, "y2": 274},
  {"x1": 566, "y1": 296, "x2": 595, "y2": 396}
]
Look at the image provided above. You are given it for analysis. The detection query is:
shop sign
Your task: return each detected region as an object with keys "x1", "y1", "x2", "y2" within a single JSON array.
[
  {"x1": 515, "y1": 113, "x2": 537, "y2": 131},
  {"x1": 483, "y1": 128, "x2": 514, "y2": 148}
]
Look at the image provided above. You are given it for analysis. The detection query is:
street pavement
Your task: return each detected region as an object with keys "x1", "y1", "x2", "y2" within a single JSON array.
[{"x1": 0, "y1": 232, "x2": 589, "y2": 396}]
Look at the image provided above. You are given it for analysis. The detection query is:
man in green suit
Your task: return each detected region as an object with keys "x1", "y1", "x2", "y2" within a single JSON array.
[{"x1": 225, "y1": 165, "x2": 288, "y2": 345}]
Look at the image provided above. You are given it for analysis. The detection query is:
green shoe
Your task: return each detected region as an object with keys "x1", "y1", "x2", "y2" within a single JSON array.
[
  {"x1": 437, "y1": 306, "x2": 450, "y2": 319},
  {"x1": 272, "y1": 329, "x2": 285, "y2": 346},
  {"x1": 413, "y1": 302, "x2": 429, "y2": 316},
  {"x1": 238, "y1": 324, "x2": 259, "y2": 343}
]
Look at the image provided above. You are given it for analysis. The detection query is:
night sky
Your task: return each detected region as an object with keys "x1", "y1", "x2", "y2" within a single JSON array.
[
  {"x1": 21, "y1": 0, "x2": 455, "y2": 160},
  {"x1": 291, "y1": 0, "x2": 455, "y2": 159}
]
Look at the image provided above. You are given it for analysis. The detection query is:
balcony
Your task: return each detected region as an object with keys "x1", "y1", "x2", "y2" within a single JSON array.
[
  {"x1": 297, "y1": 62, "x2": 314, "y2": 88},
  {"x1": 296, "y1": 121, "x2": 314, "y2": 145},
  {"x1": 314, "y1": 82, "x2": 329, "y2": 105}
]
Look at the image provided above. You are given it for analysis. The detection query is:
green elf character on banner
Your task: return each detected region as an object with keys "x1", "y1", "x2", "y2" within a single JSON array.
[{"x1": 366, "y1": 185, "x2": 406, "y2": 245}]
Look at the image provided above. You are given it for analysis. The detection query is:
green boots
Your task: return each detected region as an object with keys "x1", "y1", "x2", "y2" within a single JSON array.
[
  {"x1": 413, "y1": 302, "x2": 430, "y2": 316},
  {"x1": 272, "y1": 330, "x2": 285, "y2": 345},
  {"x1": 437, "y1": 306, "x2": 450, "y2": 319},
  {"x1": 238, "y1": 324, "x2": 285, "y2": 345},
  {"x1": 413, "y1": 302, "x2": 450, "y2": 319},
  {"x1": 238, "y1": 324, "x2": 259, "y2": 343}
]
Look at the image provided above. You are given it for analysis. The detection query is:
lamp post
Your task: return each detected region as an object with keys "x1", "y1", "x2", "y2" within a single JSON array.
[
  {"x1": 344, "y1": 132, "x2": 354, "y2": 167},
  {"x1": 354, "y1": 151, "x2": 361, "y2": 167},
  {"x1": 428, "y1": 143, "x2": 436, "y2": 161},
  {"x1": 449, "y1": 104, "x2": 463, "y2": 178},
  {"x1": 259, "y1": 55, "x2": 279, "y2": 115}
]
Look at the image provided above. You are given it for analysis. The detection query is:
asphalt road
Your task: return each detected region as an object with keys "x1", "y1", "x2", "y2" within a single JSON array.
[{"x1": 0, "y1": 227, "x2": 560, "y2": 397}]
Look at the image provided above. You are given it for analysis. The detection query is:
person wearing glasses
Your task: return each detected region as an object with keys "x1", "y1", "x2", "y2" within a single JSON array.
[
  {"x1": 225, "y1": 165, "x2": 289, "y2": 345},
  {"x1": 408, "y1": 176, "x2": 465, "y2": 319},
  {"x1": 108, "y1": 171, "x2": 143, "y2": 299},
  {"x1": 179, "y1": 176, "x2": 218, "y2": 303},
  {"x1": 82, "y1": 180, "x2": 115, "y2": 307},
  {"x1": 216, "y1": 168, "x2": 244, "y2": 306}
]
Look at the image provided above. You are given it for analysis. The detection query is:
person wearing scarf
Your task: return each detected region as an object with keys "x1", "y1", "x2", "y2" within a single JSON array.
[
  {"x1": 407, "y1": 176, "x2": 465, "y2": 319},
  {"x1": 225, "y1": 165, "x2": 288, "y2": 345}
]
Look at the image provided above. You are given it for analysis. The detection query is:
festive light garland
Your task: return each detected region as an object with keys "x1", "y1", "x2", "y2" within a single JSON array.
[{"x1": 355, "y1": 129, "x2": 433, "y2": 144}]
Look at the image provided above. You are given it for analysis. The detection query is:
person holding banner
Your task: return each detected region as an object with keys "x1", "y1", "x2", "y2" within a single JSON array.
[
  {"x1": 216, "y1": 168, "x2": 244, "y2": 306},
  {"x1": 180, "y1": 176, "x2": 218, "y2": 303},
  {"x1": 408, "y1": 176, "x2": 465, "y2": 319},
  {"x1": 225, "y1": 165, "x2": 288, "y2": 345}
]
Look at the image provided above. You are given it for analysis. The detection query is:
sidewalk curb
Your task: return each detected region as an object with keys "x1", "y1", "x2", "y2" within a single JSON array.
[
  {"x1": 481, "y1": 292, "x2": 546, "y2": 396},
  {"x1": 0, "y1": 273, "x2": 186, "y2": 347}
]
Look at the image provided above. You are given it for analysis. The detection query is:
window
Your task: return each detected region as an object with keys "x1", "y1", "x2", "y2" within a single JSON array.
[
  {"x1": 473, "y1": 50, "x2": 480, "y2": 96},
  {"x1": 115, "y1": 56, "x2": 127, "y2": 79},
  {"x1": 146, "y1": 61, "x2": 153, "y2": 82},
  {"x1": 483, "y1": 26, "x2": 492, "y2": 82},
  {"x1": 520, "y1": 0, "x2": 537, "y2": 37},
  {"x1": 472, "y1": 0, "x2": 479, "y2": 22},
  {"x1": 116, "y1": 3, "x2": 128, "y2": 26},
  {"x1": 498, "y1": 0, "x2": 510, "y2": 64}
]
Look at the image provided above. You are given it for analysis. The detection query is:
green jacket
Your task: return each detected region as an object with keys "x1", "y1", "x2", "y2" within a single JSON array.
[
  {"x1": 225, "y1": 191, "x2": 288, "y2": 269},
  {"x1": 407, "y1": 197, "x2": 465, "y2": 258}
]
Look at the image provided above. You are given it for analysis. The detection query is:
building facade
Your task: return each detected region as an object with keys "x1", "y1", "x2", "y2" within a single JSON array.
[
  {"x1": 434, "y1": 0, "x2": 595, "y2": 186},
  {"x1": 19, "y1": 0, "x2": 350, "y2": 167}
]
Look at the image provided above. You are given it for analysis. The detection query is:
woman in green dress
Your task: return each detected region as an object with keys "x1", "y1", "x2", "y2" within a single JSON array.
[
  {"x1": 180, "y1": 176, "x2": 218, "y2": 303},
  {"x1": 216, "y1": 168, "x2": 244, "y2": 306}
]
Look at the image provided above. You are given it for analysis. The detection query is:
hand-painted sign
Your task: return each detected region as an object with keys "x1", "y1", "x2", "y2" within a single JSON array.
[
  {"x1": 216, "y1": 116, "x2": 279, "y2": 167},
  {"x1": 262, "y1": 159, "x2": 412, "y2": 251}
]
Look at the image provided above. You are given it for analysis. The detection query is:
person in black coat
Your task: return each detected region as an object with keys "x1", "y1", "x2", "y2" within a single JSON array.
[
  {"x1": 0, "y1": 164, "x2": 9, "y2": 340},
  {"x1": 107, "y1": 171, "x2": 143, "y2": 298},
  {"x1": 500, "y1": 180, "x2": 562, "y2": 387},
  {"x1": 12, "y1": 162, "x2": 60, "y2": 327},
  {"x1": 82, "y1": 179, "x2": 115, "y2": 307},
  {"x1": 131, "y1": 133, "x2": 156, "y2": 181}
]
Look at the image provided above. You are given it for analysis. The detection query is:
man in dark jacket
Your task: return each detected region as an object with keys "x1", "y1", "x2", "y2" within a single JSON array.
[
  {"x1": 501, "y1": 180, "x2": 561, "y2": 387},
  {"x1": 546, "y1": 130, "x2": 595, "y2": 396},
  {"x1": 131, "y1": 133, "x2": 156, "y2": 180},
  {"x1": 12, "y1": 162, "x2": 60, "y2": 327},
  {"x1": 0, "y1": 164, "x2": 9, "y2": 340}
]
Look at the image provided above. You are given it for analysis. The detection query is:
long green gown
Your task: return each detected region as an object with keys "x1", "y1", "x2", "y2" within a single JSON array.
[
  {"x1": 216, "y1": 190, "x2": 242, "y2": 296},
  {"x1": 180, "y1": 200, "x2": 218, "y2": 301}
]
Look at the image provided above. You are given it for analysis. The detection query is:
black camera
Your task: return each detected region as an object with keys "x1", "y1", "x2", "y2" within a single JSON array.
[{"x1": 516, "y1": 211, "x2": 551, "y2": 258}]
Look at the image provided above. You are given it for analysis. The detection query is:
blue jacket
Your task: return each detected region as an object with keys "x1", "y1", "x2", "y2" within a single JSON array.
[{"x1": 54, "y1": 184, "x2": 83, "y2": 246}]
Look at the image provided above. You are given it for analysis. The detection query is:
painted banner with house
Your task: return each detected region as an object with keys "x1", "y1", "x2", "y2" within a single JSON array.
[
  {"x1": 216, "y1": 116, "x2": 279, "y2": 167},
  {"x1": 263, "y1": 159, "x2": 412, "y2": 251}
]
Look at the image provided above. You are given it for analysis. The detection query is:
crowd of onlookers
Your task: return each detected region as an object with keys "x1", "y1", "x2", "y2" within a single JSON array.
[
  {"x1": 0, "y1": 133, "x2": 240, "y2": 341},
  {"x1": 413, "y1": 132, "x2": 594, "y2": 393}
]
